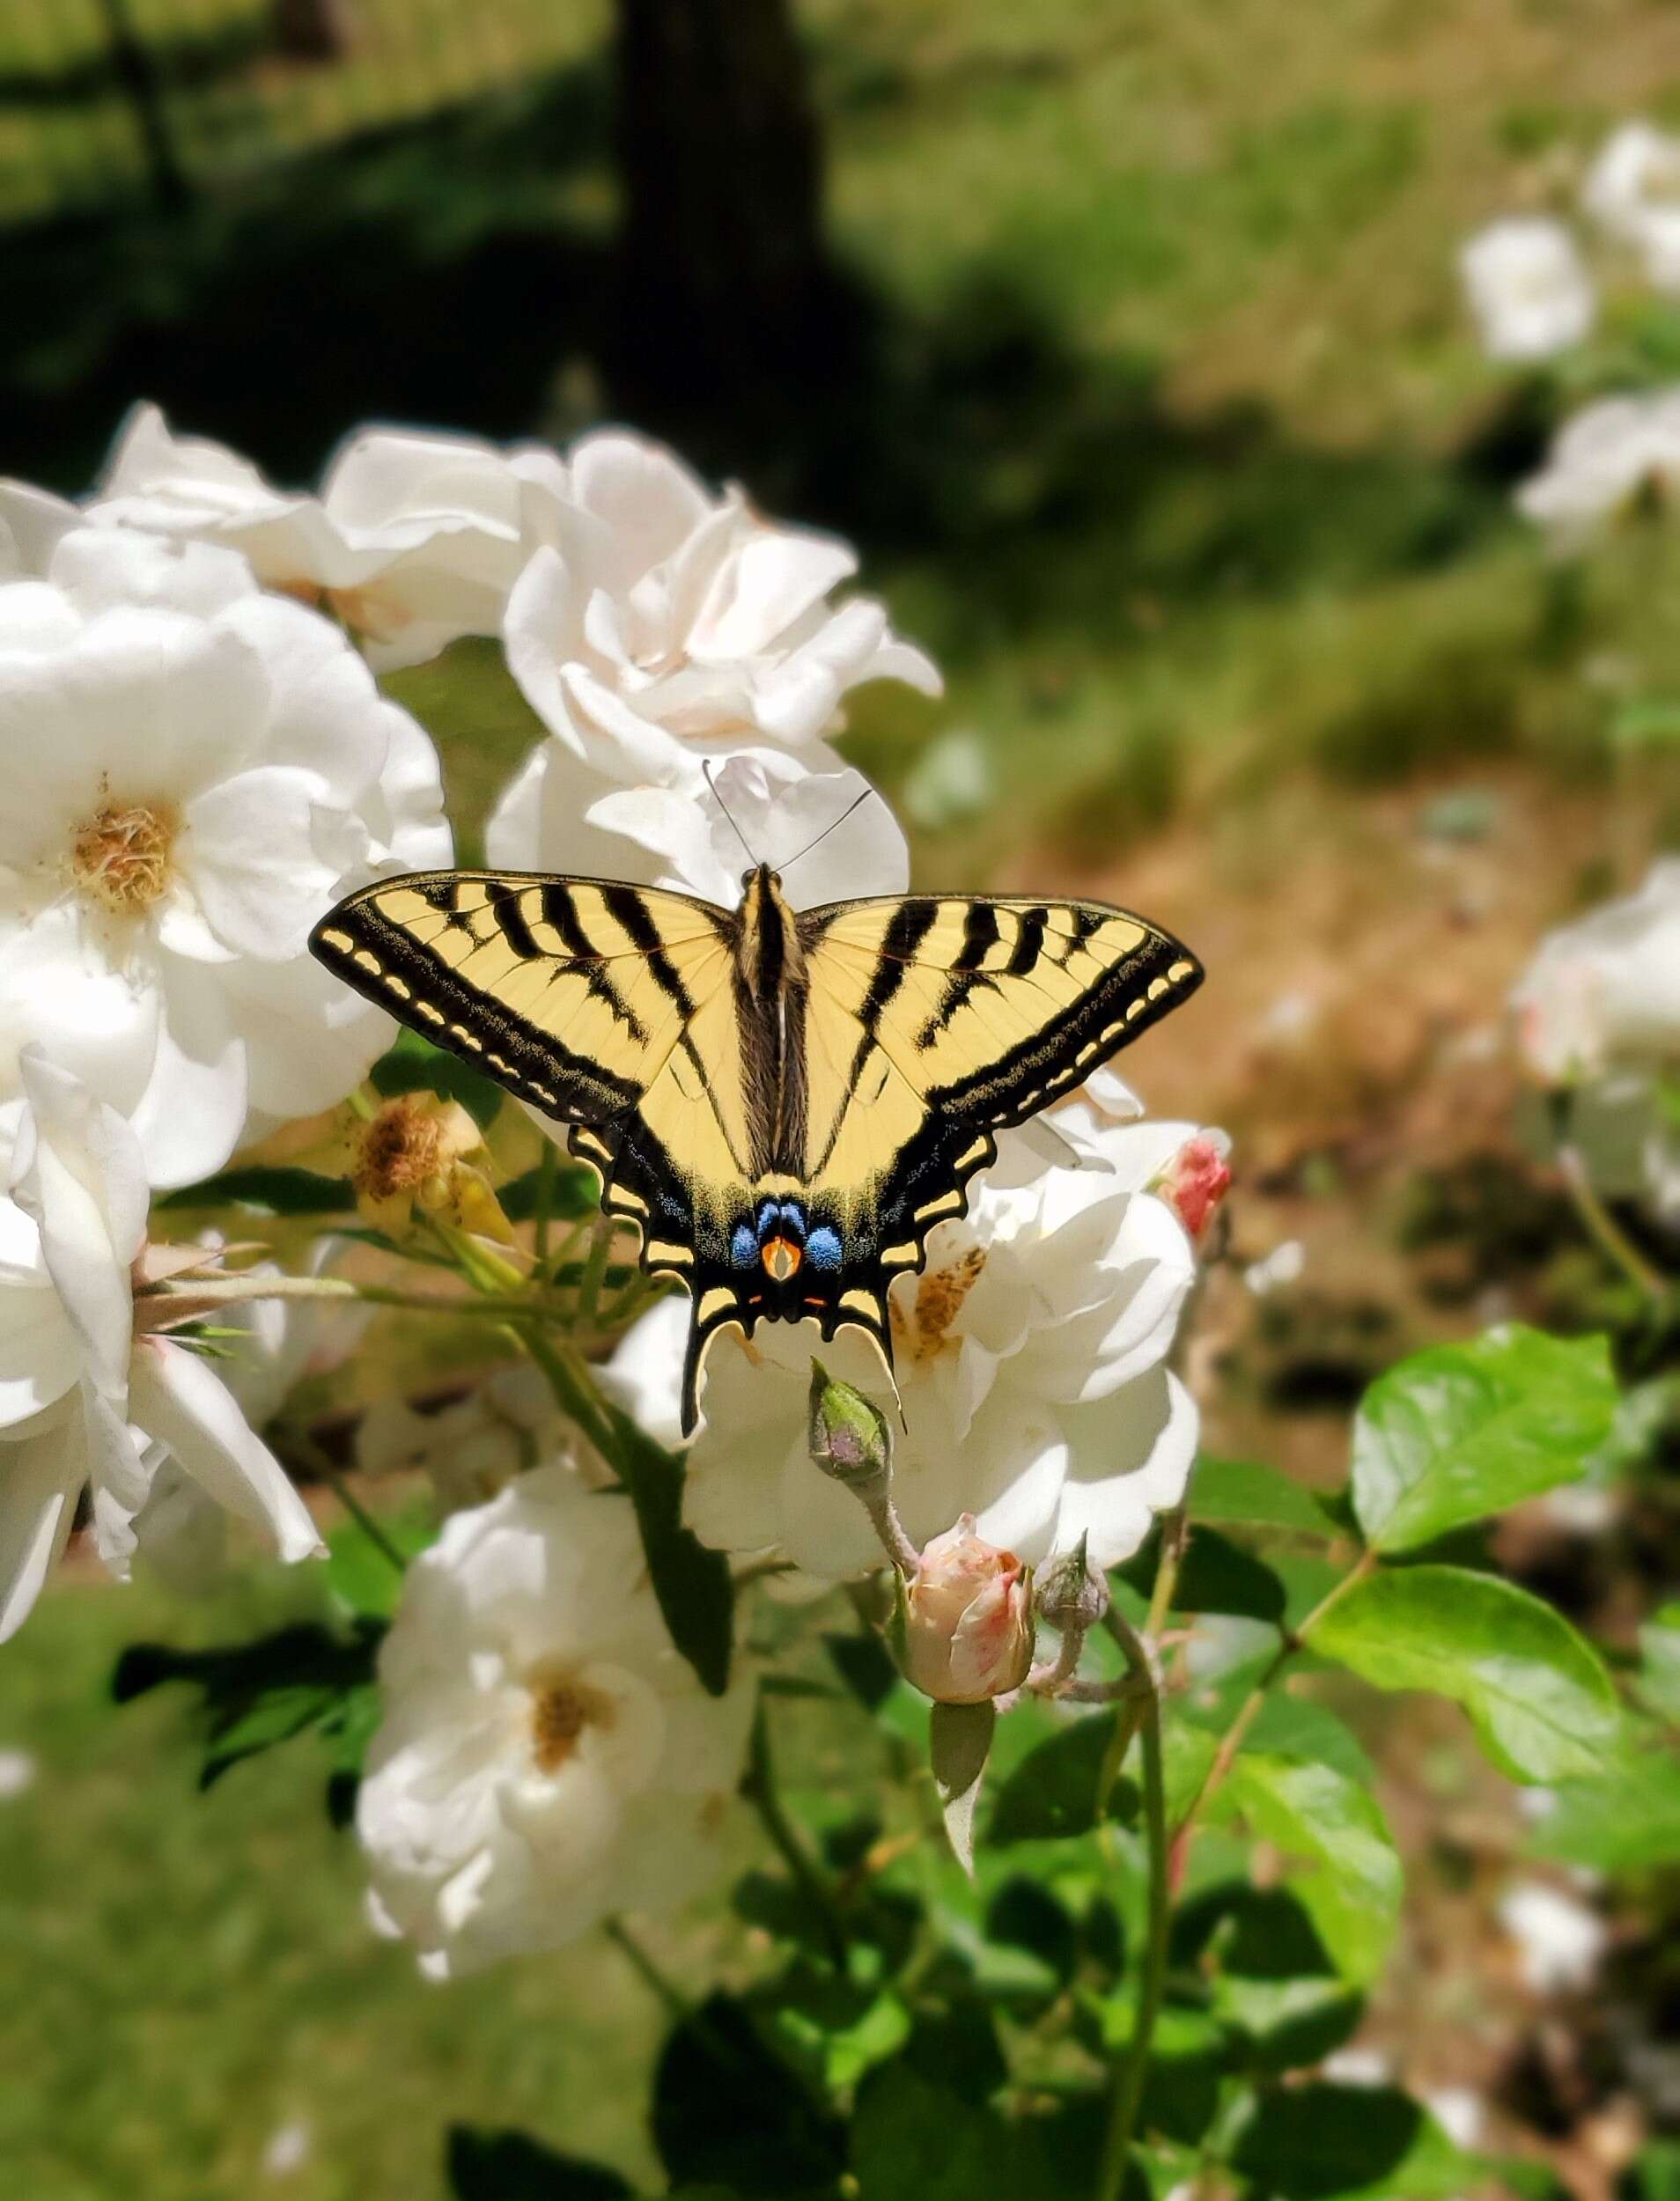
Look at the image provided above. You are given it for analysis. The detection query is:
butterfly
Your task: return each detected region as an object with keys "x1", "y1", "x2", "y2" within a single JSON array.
[{"x1": 310, "y1": 848, "x2": 1203, "y2": 1435}]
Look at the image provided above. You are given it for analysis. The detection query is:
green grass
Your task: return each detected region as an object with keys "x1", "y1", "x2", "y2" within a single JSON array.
[{"x1": 0, "y1": 1561, "x2": 682, "y2": 2200}]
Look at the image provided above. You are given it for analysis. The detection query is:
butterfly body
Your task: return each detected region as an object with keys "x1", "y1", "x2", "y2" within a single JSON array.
[{"x1": 310, "y1": 860, "x2": 1203, "y2": 1434}]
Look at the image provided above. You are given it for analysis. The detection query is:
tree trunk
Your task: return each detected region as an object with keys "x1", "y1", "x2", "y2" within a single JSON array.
[
  {"x1": 270, "y1": 0, "x2": 355, "y2": 63},
  {"x1": 612, "y1": 0, "x2": 829, "y2": 405}
]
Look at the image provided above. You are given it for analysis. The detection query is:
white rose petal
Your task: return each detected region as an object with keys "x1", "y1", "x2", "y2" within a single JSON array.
[
  {"x1": 85, "y1": 406, "x2": 533, "y2": 671},
  {"x1": 0, "y1": 1054, "x2": 321, "y2": 1638}
]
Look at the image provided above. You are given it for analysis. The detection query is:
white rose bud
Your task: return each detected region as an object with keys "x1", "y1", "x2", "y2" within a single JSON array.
[{"x1": 903, "y1": 1515, "x2": 1035, "y2": 1704}]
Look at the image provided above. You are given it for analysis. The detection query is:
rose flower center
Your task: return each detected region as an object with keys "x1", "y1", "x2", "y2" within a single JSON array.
[
  {"x1": 894, "y1": 1245, "x2": 987, "y2": 1361},
  {"x1": 530, "y1": 1676, "x2": 615, "y2": 1774},
  {"x1": 357, "y1": 1102, "x2": 446, "y2": 1202},
  {"x1": 70, "y1": 799, "x2": 179, "y2": 915}
]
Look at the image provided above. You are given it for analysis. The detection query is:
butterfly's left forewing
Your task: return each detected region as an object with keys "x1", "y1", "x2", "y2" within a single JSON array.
[{"x1": 310, "y1": 870, "x2": 737, "y2": 1265}]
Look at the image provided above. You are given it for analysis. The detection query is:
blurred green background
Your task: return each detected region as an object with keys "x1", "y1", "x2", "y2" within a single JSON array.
[{"x1": 4, "y1": 3, "x2": 1680, "y2": 2195}]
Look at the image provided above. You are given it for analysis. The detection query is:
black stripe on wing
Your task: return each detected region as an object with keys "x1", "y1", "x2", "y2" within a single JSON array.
[{"x1": 932, "y1": 928, "x2": 1202, "y2": 1130}]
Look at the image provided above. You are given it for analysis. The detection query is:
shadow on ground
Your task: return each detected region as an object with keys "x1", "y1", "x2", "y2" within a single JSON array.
[{"x1": 1, "y1": 57, "x2": 1523, "y2": 615}]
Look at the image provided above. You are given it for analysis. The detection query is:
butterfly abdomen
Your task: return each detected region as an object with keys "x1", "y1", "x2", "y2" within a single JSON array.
[{"x1": 733, "y1": 866, "x2": 812, "y2": 1180}]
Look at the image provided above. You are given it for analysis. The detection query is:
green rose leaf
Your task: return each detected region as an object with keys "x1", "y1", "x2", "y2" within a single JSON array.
[
  {"x1": 497, "y1": 1161, "x2": 605, "y2": 1226},
  {"x1": 446, "y1": 2124, "x2": 633, "y2": 2198},
  {"x1": 325, "y1": 1502, "x2": 437, "y2": 1621},
  {"x1": 1639, "y1": 1605, "x2": 1680, "y2": 1728},
  {"x1": 984, "y1": 1712, "x2": 1133, "y2": 1847},
  {"x1": 1231, "y1": 2082, "x2": 1556, "y2": 2201},
  {"x1": 154, "y1": 1165, "x2": 355, "y2": 1215},
  {"x1": 1211, "y1": 1753, "x2": 1402, "y2": 1985},
  {"x1": 850, "y1": 2065, "x2": 1099, "y2": 2199},
  {"x1": 930, "y1": 1699, "x2": 996, "y2": 1878},
  {"x1": 651, "y1": 1993, "x2": 844, "y2": 2197},
  {"x1": 1189, "y1": 1455, "x2": 1339, "y2": 1535},
  {"x1": 763, "y1": 1973, "x2": 912, "y2": 2094},
  {"x1": 1311, "y1": 1566, "x2": 1621, "y2": 1783},
  {"x1": 370, "y1": 1025, "x2": 505, "y2": 1130},
  {"x1": 1351, "y1": 1325, "x2": 1617, "y2": 1553},
  {"x1": 1526, "y1": 1743, "x2": 1680, "y2": 1873},
  {"x1": 112, "y1": 1621, "x2": 381, "y2": 1791},
  {"x1": 1120, "y1": 1522, "x2": 1288, "y2": 1623},
  {"x1": 592, "y1": 1396, "x2": 734, "y2": 1697}
]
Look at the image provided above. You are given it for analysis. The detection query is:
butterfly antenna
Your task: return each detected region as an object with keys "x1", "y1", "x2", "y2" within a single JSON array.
[
  {"x1": 702, "y1": 759, "x2": 761, "y2": 869},
  {"x1": 777, "y1": 783, "x2": 881, "y2": 878}
]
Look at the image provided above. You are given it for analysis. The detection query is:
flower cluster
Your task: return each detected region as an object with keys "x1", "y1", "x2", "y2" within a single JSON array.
[
  {"x1": 1461, "y1": 119, "x2": 1680, "y2": 367},
  {"x1": 1, "y1": 401, "x2": 1219, "y2": 1973},
  {"x1": 1459, "y1": 121, "x2": 1680, "y2": 540},
  {"x1": 1512, "y1": 858, "x2": 1680, "y2": 1223}
]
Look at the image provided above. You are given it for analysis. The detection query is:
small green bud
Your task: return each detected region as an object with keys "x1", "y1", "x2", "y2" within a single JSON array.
[
  {"x1": 1035, "y1": 1531, "x2": 1109, "y2": 1634},
  {"x1": 807, "y1": 1360, "x2": 893, "y2": 1497}
]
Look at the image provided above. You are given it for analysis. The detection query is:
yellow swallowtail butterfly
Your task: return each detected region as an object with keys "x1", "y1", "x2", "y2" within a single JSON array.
[{"x1": 311, "y1": 846, "x2": 1202, "y2": 1432}]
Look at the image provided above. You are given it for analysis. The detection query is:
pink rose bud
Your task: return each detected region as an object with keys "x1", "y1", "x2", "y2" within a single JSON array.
[
  {"x1": 903, "y1": 1516, "x2": 1035, "y2": 1704},
  {"x1": 1155, "y1": 1131, "x2": 1232, "y2": 1242}
]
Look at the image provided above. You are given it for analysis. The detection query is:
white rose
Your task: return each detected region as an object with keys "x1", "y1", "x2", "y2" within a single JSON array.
[
  {"x1": 357, "y1": 1361, "x2": 566, "y2": 1515},
  {"x1": 357, "y1": 1463, "x2": 754, "y2": 1976},
  {"x1": 0, "y1": 524, "x2": 449, "y2": 1186},
  {"x1": 1582, "y1": 121, "x2": 1680, "y2": 292},
  {"x1": 502, "y1": 428, "x2": 939, "y2": 784},
  {"x1": 1460, "y1": 217, "x2": 1595, "y2": 363},
  {"x1": 1512, "y1": 858, "x2": 1680, "y2": 1084},
  {"x1": 1512, "y1": 860, "x2": 1680, "y2": 1223},
  {"x1": 85, "y1": 405, "x2": 538, "y2": 671},
  {"x1": 1515, "y1": 390, "x2": 1680, "y2": 541},
  {"x1": 0, "y1": 1052, "x2": 321, "y2": 1639}
]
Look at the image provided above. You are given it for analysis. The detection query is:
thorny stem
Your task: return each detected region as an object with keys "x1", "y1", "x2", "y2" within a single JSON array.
[
  {"x1": 1096, "y1": 1603, "x2": 1168, "y2": 2201},
  {"x1": 744, "y1": 1704, "x2": 848, "y2": 1967},
  {"x1": 512, "y1": 1325, "x2": 622, "y2": 1467},
  {"x1": 281, "y1": 1423, "x2": 407, "y2": 1574},
  {"x1": 578, "y1": 1215, "x2": 615, "y2": 1330},
  {"x1": 731, "y1": 1553, "x2": 798, "y2": 1589},
  {"x1": 1145, "y1": 1503, "x2": 1190, "y2": 1643},
  {"x1": 144, "y1": 1272, "x2": 549, "y2": 1321},
  {"x1": 603, "y1": 1915, "x2": 692, "y2": 2022},
  {"x1": 1556, "y1": 1138, "x2": 1667, "y2": 1302},
  {"x1": 860, "y1": 1491, "x2": 921, "y2": 1577},
  {"x1": 533, "y1": 1143, "x2": 557, "y2": 1272}
]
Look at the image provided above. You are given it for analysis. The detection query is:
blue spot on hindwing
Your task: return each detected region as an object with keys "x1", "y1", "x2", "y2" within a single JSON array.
[
  {"x1": 805, "y1": 1226, "x2": 842, "y2": 1270},
  {"x1": 731, "y1": 1223, "x2": 759, "y2": 1269}
]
